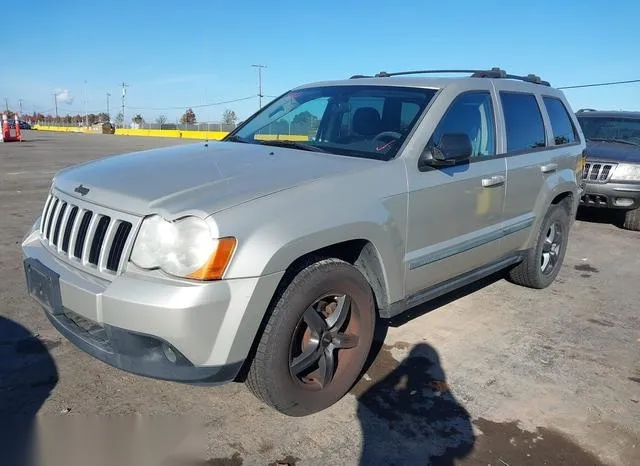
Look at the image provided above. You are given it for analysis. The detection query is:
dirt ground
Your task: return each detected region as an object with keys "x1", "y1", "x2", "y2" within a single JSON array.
[{"x1": 1, "y1": 131, "x2": 639, "y2": 466}]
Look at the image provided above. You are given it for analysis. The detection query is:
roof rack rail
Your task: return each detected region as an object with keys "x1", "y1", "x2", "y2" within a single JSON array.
[{"x1": 349, "y1": 67, "x2": 550, "y2": 86}]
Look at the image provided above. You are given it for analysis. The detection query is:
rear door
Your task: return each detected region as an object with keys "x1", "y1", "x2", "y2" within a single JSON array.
[
  {"x1": 404, "y1": 83, "x2": 506, "y2": 296},
  {"x1": 493, "y1": 85, "x2": 551, "y2": 251}
]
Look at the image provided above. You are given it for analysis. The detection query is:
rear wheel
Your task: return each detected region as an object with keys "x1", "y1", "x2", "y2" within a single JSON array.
[
  {"x1": 245, "y1": 258, "x2": 375, "y2": 416},
  {"x1": 508, "y1": 202, "x2": 570, "y2": 289},
  {"x1": 623, "y1": 207, "x2": 640, "y2": 231}
]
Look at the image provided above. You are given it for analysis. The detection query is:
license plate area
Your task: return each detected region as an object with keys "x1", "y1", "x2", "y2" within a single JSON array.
[{"x1": 24, "y1": 258, "x2": 63, "y2": 315}]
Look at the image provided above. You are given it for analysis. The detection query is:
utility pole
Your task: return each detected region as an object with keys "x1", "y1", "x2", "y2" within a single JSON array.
[
  {"x1": 18, "y1": 99, "x2": 23, "y2": 115},
  {"x1": 251, "y1": 64, "x2": 267, "y2": 109},
  {"x1": 4, "y1": 98, "x2": 8, "y2": 112},
  {"x1": 121, "y1": 82, "x2": 128, "y2": 128},
  {"x1": 53, "y1": 93, "x2": 58, "y2": 120},
  {"x1": 106, "y1": 92, "x2": 111, "y2": 120}
]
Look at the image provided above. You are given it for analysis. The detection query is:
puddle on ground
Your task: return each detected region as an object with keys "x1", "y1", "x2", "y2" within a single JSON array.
[
  {"x1": 463, "y1": 418, "x2": 606, "y2": 465},
  {"x1": 587, "y1": 318, "x2": 615, "y2": 327},
  {"x1": 350, "y1": 343, "x2": 404, "y2": 397},
  {"x1": 574, "y1": 263, "x2": 599, "y2": 273},
  {"x1": 267, "y1": 455, "x2": 300, "y2": 466},
  {"x1": 202, "y1": 452, "x2": 243, "y2": 466}
]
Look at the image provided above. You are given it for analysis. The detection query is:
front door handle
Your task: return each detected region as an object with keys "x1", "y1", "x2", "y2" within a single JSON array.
[
  {"x1": 482, "y1": 175, "x2": 505, "y2": 187},
  {"x1": 541, "y1": 163, "x2": 558, "y2": 173}
]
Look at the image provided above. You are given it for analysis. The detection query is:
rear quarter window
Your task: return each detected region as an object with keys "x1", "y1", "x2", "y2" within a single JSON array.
[
  {"x1": 543, "y1": 96, "x2": 579, "y2": 145},
  {"x1": 500, "y1": 92, "x2": 546, "y2": 153}
]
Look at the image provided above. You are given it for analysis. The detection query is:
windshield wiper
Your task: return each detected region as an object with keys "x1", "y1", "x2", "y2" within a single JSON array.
[
  {"x1": 224, "y1": 135, "x2": 247, "y2": 143},
  {"x1": 257, "y1": 139, "x2": 329, "y2": 153},
  {"x1": 588, "y1": 137, "x2": 638, "y2": 146}
]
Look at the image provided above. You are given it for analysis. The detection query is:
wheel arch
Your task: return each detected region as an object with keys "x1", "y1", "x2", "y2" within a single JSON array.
[
  {"x1": 525, "y1": 174, "x2": 579, "y2": 249},
  {"x1": 233, "y1": 237, "x2": 392, "y2": 382}
]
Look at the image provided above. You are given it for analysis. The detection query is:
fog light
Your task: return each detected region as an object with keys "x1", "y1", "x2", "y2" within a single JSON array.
[
  {"x1": 614, "y1": 198, "x2": 634, "y2": 207},
  {"x1": 162, "y1": 342, "x2": 177, "y2": 363}
]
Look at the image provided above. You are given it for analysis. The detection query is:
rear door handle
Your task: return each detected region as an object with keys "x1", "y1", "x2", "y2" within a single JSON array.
[
  {"x1": 481, "y1": 175, "x2": 505, "y2": 187},
  {"x1": 541, "y1": 163, "x2": 558, "y2": 173}
]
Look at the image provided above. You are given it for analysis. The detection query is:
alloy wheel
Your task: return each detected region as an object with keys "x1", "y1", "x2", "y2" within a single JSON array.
[
  {"x1": 540, "y1": 221, "x2": 563, "y2": 274},
  {"x1": 289, "y1": 294, "x2": 360, "y2": 389}
]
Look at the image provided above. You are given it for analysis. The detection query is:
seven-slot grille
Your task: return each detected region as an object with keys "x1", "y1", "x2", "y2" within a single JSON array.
[
  {"x1": 582, "y1": 162, "x2": 616, "y2": 183},
  {"x1": 39, "y1": 193, "x2": 133, "y2": 274}
]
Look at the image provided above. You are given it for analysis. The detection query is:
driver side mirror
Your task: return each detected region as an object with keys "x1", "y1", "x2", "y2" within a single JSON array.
[{"x1": 419, "y1": 133, "x2": 473, "y2": 168}]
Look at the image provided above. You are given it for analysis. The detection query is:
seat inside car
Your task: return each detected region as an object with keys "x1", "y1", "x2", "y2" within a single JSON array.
[{"x1": 349, "y1": 107, "x2": 382, "y2": 141}]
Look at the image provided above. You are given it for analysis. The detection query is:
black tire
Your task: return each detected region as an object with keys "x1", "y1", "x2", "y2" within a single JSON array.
[
  {"x1": 508, "y1": 202, "x2": 570, "y2": 289},
  {"x1": 245, "y1": 258, "x2": 376, "y2": 416},
  {"x1": 623, "y1": 207, "x2": 640, "y2": 231}
]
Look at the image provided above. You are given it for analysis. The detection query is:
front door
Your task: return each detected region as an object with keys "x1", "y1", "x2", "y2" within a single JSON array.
[{"x1": 405, "y1": 88, "x2": 506, "y2": 297}]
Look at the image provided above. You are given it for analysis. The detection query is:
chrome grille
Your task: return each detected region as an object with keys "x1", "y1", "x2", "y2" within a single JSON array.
[
  {"x1": 39, "y1": 193, "x2": 134, "y2": 274},
  {"x1": 582, "y1": 162, "x2": 616, "y2": 183}
]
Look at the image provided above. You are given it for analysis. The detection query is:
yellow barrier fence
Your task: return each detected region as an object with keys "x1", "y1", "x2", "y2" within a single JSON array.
[
  {"x1": 33, "y1": 125, "x2": 91, "y2": 133},
  {"x1": 33, "y1": 125, "x2": 310, "y2": 141},
  {"x1": 114, "y1": 128, "x2": 229, "y2": 139}
]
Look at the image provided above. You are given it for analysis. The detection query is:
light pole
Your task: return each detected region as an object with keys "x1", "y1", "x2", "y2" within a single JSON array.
[
  {"x1": 252, "y1": 64, "x2": 267, "y2": 109},
  {"x1": 121, "y1": 82, "x2": 128, "y2": 128},
  {"x1": 106, "y1": 92, "x2": 111, "y2": 121},
  {"x1": 84, "y1": 79, "x2": 88, "y2": 126}
]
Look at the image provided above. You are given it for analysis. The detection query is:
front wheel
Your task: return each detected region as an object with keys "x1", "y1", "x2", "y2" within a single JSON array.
[
  {"x1": 245, "y1": 258, "x2": 375, "y2": 416},
  {"x1": 508, "y1": 202, "x2": 570, "y2": 289}
]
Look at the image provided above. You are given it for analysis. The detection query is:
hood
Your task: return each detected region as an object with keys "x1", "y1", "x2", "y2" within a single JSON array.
[
  {"x1": 585, "y1": 140, "x2": 640, "y2": 164},
  {"x1": 52, "y1": 140, "x2": 378, "y2": 218}
]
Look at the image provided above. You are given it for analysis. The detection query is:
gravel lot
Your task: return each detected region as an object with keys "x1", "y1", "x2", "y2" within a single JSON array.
[{"x1": 1, "y1": 131, "x2": 639, "y2": 466}]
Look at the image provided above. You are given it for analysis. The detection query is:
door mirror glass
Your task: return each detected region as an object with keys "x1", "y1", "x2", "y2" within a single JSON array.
[
  {"x1": 420, "y1": 132, "x2": 472, "y2": 167},
  {"x1": 435, "y1": 132, "x2": 472, "y2": 161}
]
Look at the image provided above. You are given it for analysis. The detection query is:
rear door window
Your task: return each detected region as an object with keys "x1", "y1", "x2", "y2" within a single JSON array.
[
  {"x1": 543, "y1": 96, "x2": 578, "y2": 145},
  {"x1": 500, "y1": 92, "x2": 546, "y2": 153}
]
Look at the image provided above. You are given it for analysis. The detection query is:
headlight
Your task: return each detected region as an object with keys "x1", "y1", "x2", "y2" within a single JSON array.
[
  {"x1": 130, "y1": 215, "x2": 236, "y2": 280},
  {"x1": 611, "y1": 163, "x2": 640, "y2": 182}
]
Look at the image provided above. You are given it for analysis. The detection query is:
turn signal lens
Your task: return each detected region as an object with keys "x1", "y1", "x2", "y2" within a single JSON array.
[{"x1": 187, "y1": 237, "x2": 237, "y2": 280}]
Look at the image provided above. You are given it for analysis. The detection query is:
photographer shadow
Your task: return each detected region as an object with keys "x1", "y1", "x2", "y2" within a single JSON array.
[
  {"x1": 356, "y1": 342, "x2": 474, "y2": 465},
  {"x1": 0, "y1": 316, "x2": 58, "y2": 466}
]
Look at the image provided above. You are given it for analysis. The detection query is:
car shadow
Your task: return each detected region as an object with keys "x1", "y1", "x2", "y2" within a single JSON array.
[
  {"x1": 576, "y1": 206, "x2": 626, "y2": 229},
  {"x1": 0, "y1": 316, "x2": 58, "y2": 466},
  {"x1": 356, "y1": 342, "x2": 474, "y2": 465}
]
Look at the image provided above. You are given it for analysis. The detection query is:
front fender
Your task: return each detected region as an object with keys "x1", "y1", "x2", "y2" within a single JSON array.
[{"x1": 213, "y1": 172, "x2": 408, "y2": 305}]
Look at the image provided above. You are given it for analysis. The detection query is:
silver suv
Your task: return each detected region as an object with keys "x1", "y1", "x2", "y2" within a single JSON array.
[{"x1": 22, "y1": 68, "x2": 584, "y2": 416}]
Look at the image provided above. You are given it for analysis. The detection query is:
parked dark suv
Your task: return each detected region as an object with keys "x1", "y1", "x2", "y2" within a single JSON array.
[{"x1": 575, "y1": 109, "x2": 640, "y2": 231}]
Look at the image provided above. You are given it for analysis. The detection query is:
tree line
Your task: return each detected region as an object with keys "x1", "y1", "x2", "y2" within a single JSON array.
[{"x1": 5, "y1": 108, "x2": 239, "y2": 126}]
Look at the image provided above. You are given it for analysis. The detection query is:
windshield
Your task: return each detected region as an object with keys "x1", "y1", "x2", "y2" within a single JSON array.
[
  {"x1": 577, "y1": 116, "x2": 640, "y2": 146},
  {"x1": 225, "y1": 85, "x2": 438, "y2": 160}
]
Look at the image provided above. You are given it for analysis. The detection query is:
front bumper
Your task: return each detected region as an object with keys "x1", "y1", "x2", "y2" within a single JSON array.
[
  {"x1": 22, "y1": 227, "x2": 283, "y2": 384},
  {"x1": 580, "y1": 181, "x2": 640, "y2": 210}
]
